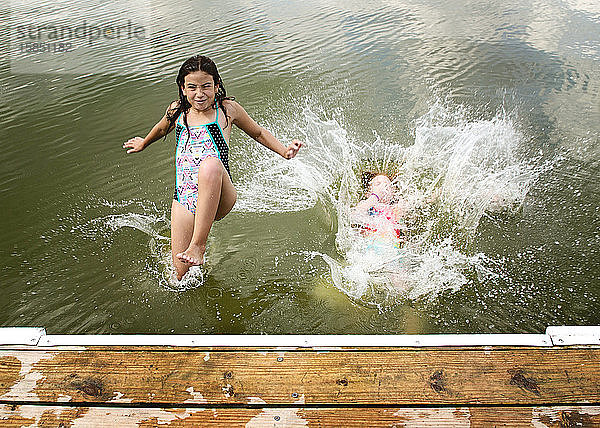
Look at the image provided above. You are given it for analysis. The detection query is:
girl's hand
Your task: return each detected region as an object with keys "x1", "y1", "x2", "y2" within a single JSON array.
[
  {"x1": 285, "y1": 139, "x2": 303, "y2": 159},
  {"x1": 123, "y1": 137, "x2": 146, "y2": 154}
]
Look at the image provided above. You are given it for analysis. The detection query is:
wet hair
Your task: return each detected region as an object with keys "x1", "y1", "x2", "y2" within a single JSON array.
[
  {"x1": 165, "y1": 55, "x2": 235, "y2": 141},
  {"x1": 358, "y1": 157, "x2": 403, "y2": 192},
  {"x1": 361, "y1": 171, "x2": 379, "y2": 192},
  {"x1": 360, "y1": 171, "x2": 392, "y2": 192}
]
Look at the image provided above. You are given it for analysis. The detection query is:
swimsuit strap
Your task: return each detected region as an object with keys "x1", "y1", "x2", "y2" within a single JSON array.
[{"x1": 176, "y1": 108, "x2": 219, "y2": 127}]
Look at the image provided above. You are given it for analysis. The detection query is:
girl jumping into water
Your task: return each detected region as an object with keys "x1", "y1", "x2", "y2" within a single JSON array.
[
  {"x1": 123, "y1": 55, "x2": 303, "y2": 280},
  {"x1": 352, "y1": 172, "x2": 409, "y2": 244}
]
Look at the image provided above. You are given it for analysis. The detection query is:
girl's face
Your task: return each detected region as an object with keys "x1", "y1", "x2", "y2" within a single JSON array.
[
  {"x1": 369, "y1": 174, "x2": 393, "y2": 203},
  {"x1": 181, "y1": 70, "x2": 219, "y2": 112}
]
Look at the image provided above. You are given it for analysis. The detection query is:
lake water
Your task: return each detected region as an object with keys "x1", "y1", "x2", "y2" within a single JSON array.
[{"x1": 1, "y1": 0, "x2": 599, "y2": 334}]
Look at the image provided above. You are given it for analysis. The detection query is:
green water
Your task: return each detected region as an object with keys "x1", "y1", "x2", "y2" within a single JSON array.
[{"x1": 1, "y1": 0, "x2": 599, "y2": 334}]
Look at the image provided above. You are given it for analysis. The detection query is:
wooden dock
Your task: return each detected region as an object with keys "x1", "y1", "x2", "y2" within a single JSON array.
[{"x1": 1, "y1": 327, "x2": 599, "y2": 427}]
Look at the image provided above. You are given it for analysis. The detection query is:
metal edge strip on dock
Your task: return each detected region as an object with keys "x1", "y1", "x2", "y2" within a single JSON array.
[
  {"x1": 0, "y1": 328, "x2": 46, "y2": 346},
  {"x1": 34, "y1": 333, "x2": 552, "y2": 347},
  {"x1": 545, "y1": 326, "x2": 600, "y2": 346},
  {"x1": 0, "y1": 326, "x2": 597, "y2": 348}
]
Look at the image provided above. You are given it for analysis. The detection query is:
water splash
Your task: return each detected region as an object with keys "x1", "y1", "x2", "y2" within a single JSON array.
[
  {"x1": 237, "y1": 99, "x2": 544, "y2": 303},
  {"x1": 68, "y1": 99, "x2": 545, "y2": 302},
  {"x1": 75, "y1": 198, "x2": 205, "y2": 291}
]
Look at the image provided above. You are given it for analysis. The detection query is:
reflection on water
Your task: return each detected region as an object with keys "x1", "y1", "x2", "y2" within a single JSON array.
[{"x1": 0, "y1": 0, "x2": 598, "y2": 334}]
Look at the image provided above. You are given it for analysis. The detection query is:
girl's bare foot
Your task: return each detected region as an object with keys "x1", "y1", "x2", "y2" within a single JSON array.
[{"x1": 176, "y1": 244, "x2": 205, "y2": 265}]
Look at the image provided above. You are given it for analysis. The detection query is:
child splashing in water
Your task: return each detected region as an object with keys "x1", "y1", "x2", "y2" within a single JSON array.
[
  {"x1": 123, "y1": 55, "x2": 303, "y2": 280},
  {"x1": 345, "y1": 171, "x2": 412, "y2": 294},
  {"x1": 351, "y1": 172, "x2": 409, "y2": 247}
]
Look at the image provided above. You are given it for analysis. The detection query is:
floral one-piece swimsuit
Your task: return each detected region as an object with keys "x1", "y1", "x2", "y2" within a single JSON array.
[{"x1": 173, "y1": 107, "x2": 231, "y2": 215}]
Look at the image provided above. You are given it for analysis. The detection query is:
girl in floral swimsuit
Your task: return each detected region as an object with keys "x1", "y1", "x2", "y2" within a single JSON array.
[{"x1": 123, "y1": 55, "x2": 303, "y2": 280}]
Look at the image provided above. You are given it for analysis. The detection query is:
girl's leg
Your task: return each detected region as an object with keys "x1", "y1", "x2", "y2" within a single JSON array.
[
  {"x1": 170, "y1": 199, "x2": 195, "y2": 280},
  {"x1": 215, "y1": 162, "x2": 237, "y2": 221},
  {"x1": 177, "y1": 157, "x2": 237, "y2": 265}
]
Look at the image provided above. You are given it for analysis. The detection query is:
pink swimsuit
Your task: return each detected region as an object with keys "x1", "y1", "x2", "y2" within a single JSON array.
[{"x1": 364, "y1": 205, "x2": 406, "y2": 240}]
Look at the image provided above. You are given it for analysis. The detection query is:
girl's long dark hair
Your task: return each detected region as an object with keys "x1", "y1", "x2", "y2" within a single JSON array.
[{"x1": 165, "y1": 55, "x2": 234, "y2": 141}]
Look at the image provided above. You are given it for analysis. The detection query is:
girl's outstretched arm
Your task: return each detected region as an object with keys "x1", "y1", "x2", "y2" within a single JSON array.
[
  {"x1": 123, "y1": 101, "x2": 179, "y2": 153},
  {"x1": 226, "y1": 100, "x2": 303, "y2": 159}
]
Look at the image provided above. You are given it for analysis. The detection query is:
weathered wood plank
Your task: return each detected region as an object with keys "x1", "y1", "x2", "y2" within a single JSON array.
[
  {"x1": 1, "y1": 348, "x2": 599, "y2": 405},
  {"x1": 1, "y1": 405, "x2": 600, "y2": 427}
]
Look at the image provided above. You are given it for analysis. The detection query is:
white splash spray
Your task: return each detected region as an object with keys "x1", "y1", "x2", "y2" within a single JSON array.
[{"x1": 236, "y1": 99, "x2": 543, "y2": 302}]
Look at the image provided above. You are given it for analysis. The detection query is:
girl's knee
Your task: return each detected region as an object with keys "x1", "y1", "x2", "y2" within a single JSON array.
[{"x1": 198, "y1": 157, "x2": 224, "y2": 183}]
